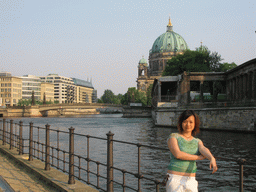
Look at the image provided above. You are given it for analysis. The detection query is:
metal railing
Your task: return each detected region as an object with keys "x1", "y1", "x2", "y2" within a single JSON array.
[{"x1": 0, "y1": 119, "x2": 250, "y2": 192}]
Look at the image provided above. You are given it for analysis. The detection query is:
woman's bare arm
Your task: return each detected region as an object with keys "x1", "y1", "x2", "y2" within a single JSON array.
[
  {"x1": 198, "y1": 141, "x2": 218, "y2": 174},
  {"x1": 168, "y1": 137, "x2": 205, "y2": 161}
]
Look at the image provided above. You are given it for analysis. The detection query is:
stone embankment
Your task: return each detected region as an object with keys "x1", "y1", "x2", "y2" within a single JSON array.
[
  {"x1": 122, "y1": 106, "x2": 152, "y2": 118},
  {"x1": 0, "y1": 104, "x2": 123, "y2": 117},
  {"x1": 97, "y1": 107, "x2": 123, "y2": 114},
  {"x1": 152, "y1": 107, "x2": 256, "y2": 132}
]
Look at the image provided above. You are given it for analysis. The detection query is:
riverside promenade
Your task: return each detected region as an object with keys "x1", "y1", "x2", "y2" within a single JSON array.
[{"x1": 0, "y1": 144, "x2": 98, "y2": 192}]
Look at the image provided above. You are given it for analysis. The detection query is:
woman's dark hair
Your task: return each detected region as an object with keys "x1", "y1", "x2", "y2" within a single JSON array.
[{"x1": 177, "y1": 110, "x2": 200, "y2": 136}]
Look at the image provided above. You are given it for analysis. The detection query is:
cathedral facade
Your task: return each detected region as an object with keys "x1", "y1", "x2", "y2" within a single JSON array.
[{"x1": 137, "y1": 18, "x2": 188, "y2": 92}]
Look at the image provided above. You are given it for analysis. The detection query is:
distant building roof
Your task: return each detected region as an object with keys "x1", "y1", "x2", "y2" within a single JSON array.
[
  {"x1": 150, "y1": 17, "x2": 188, "y2": 54},
  {"x1": 72, "y1": 78, "x2": 94, "y2": 88},
  {"x1": 139, "y1": 56, "x2": 147, "y2": 64},
  {"x1": 0, "y1": 72, "x2": 11, "y2": 77}
]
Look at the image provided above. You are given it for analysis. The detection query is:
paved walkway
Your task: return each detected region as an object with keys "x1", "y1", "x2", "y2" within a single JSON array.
[{"x1": 0, "y1": 152, "x2": 57, "y2": 192}]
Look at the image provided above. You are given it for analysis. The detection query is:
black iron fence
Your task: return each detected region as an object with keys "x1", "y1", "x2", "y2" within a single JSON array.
[{"x1": 0, "y1": 119, "x2": 248, "y2": 192}]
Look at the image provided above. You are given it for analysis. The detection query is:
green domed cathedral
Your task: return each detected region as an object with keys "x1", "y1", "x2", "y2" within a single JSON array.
[{"x1": 137, "y1": 18, "x2": 188, "y2": 91}]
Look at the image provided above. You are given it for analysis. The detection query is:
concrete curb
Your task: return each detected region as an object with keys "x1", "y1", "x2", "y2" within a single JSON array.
[{"x1": 0, "y1": 144, "x2": 98, "y2": 192}]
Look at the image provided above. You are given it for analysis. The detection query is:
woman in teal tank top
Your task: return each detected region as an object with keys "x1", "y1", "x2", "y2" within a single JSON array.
[{"x1": 166, "y1": 110, "x2": 218, "y2": 192}]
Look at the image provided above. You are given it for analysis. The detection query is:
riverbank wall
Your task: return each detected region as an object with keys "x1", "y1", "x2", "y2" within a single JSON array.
[
  {"x1": 0, "y1": 107, "x2": 99, "y2": 117},
  {"x1": 152, "y1": 107, "x2": 256, "y2": 132},
  {"x1": 0, "y1": 106, "x2": 42, "y2": 117},
  {"x1": 122, "y1": 106, "x2": 152, "y2": 118}
]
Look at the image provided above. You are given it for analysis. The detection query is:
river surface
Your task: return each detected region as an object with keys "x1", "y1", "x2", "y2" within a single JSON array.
[{"x1": 8, "y1": 114, "x2": 256, "y2": 192}]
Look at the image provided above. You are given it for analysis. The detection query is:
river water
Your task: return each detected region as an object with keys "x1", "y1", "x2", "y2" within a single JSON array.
[{"x1": 8, "y1": 114, "x2": 256, "y2": 192}]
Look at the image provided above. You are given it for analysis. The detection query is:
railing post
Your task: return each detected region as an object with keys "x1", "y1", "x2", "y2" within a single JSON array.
[
  {"x1": 2, "y1": 119, "x2": 6, "y2": 145},
  {"x1": 137, "y1": 143, "x2": 142, "y2": 192},
  {"x1": 29, "y1": 122, "x2": 33, "y2": 161},
  {"x1": 19, "y1": 121, "x2": 23, "y2": 155},
  {"x1": 87, "y1": 135, "x2": 90, "y2": 184},
  {"x1": 107, "y1": 131, "x2": 114, "y2": 192},
  {"x1": 0, "y1": 119, "x2": 2, "y2": 140},
  {"x1": 45, "y1": 124, "x2": 50, "y2": 170},
  {"x1": 68, "y1": 127, "x2": 75, "y2": 184},
  {"x1": 9, "y1": 120, "x2": 13, "y2": 149},
  {"x1": 238, "y1": 158, "x2": 246, "y2": 192}
]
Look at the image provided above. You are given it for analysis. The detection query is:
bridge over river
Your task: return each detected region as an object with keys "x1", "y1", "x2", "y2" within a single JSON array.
[{"x1": 0, "y1": 103, "x2": 123, "y2": 118}]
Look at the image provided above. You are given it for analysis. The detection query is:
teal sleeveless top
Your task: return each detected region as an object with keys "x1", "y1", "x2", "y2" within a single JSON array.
[{"x1": 167, "y1": 133, "x2": 201, "y2": 173}]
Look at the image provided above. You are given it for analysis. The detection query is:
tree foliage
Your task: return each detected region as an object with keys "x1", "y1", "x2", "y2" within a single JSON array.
[
  {"x1": 98, "y1": 90, "x2": 123, "y2": 104},
  {"x1": 146, "y1": 84, "x2": 153, "y2": 106},
  {"x1": 121, "y1": 86, "x2": 152, "y2": 106},
  {"x1": 162, "y1": 46, "x2": 226, "y2": 76},
  {"x1": 98, "y1": 85, "x2": 153, "y2": 107},
  {"x1": 217, "y1": 62, "x2": 237, "y2": 72},
  {"x1": 31, "y1": 91, "x2": 35, "y2": 105},
  {"x1": 17, "y1": 99, "x2": 54, "y2": 106},
  {"x1": 101, "y1": 89, "x2": 116, "y2": 104}
]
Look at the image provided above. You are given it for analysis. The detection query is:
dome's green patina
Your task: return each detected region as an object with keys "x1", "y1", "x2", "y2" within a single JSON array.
[
  {"x1": 150, "y1": 20, "x2": 188, "y2": 54},
  {"x1": 139, "y1": 57, "x2": 147, "y2": 64}
]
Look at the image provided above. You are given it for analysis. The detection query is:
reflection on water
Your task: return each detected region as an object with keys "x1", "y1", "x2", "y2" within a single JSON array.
[{"x1": 8, "y1": 114, "x2": 256, "y2": 191}]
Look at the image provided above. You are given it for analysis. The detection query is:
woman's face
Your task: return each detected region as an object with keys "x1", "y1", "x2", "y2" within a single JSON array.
[{"x1": 182, "y1": 115, "x2": 195, "y2": 133}]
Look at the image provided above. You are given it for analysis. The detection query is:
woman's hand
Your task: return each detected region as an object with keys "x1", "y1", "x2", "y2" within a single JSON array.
[
  {"x1": 210, "y1": 157, "x2": 218, "y2": 174},
  {"x1": 198, "y1": 141, "x2": 218, "y2": 174}
]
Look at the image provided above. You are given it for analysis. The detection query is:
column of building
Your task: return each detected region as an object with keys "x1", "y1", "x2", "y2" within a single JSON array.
[
  {"x1": 229, "y1": 71, "x2": 256, "y2": 103},
  {"x1": 200, "y1": 81, "x2": 204, "y2": 103},
  {"x1": 253, "y1": 71, "x2": 256, "y2": 100},
  {"x1": 158, "y1": 81, "x2": 161, "y2": 102}
]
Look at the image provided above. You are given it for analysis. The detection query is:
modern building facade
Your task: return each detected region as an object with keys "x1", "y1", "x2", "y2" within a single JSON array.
[
  {"x1": 40, "y1": 82, "x2": 54, "y2": 102},
  {"x1": 40, "y1": 74, "x2": 75, "y2": 104},
  {"x1": 73, "y1": 78, "x2": 96, "y2": 103},
  {"x1": 40, "y1": 74, "x2": 96, "y2": 104},
  {"x1": 137, "y1": 17, "x2": 188, "y2": 92},
  {"x1": 20, "y1": 75, "x2": 41, "y2": 100},
  {"x1": 0, "y1": 72, "x2": 22, "y2": 106}
]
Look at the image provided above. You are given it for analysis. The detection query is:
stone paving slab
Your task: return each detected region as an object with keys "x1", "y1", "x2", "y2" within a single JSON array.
[
  {"x1": 0, "y1": 149, "x2": 57, "y2": 192},
  {"x1": 0, "y1": 144, "x2": 98, "y2": 192}
]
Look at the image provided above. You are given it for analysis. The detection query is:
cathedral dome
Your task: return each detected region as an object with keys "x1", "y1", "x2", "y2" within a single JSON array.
[
  {"x1": 150, "y1": 18, "x2": 188, "y2": 54},
  {"x1": 139, "y1": 56, "x2": 147, "y2": 64}
]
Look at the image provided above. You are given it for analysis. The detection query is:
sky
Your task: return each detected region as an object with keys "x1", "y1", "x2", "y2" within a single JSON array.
[{"x1": 1, "y1": 0, "x2": 255, "y2": 97}]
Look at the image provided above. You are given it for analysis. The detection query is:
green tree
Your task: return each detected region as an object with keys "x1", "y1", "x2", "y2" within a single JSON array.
[
  {"x1": 209, "y1": 51, "x2": 223, "y2": 72},
  {"x1": 101, "y1": 89, "x2": 115, "y2": 104},
  {"x1": 162, "y1": 49, "x2": 211, "y2": 76},
  {"x1": 97, "y1": 98, "x2": 103, "y2": 103},
  {"x1": 100, "y1": 89, "x2": 123, "y2": 104},
  {"x1": 123, "y1": 87, "x2": 147, "y2": 106},
  {"x1": 218, "y1": 62, "x2": 237, "y2": 72},
  {"x1": 146, "y1": 84, "x2": 153, "y2": 106},
  {"x1": 17, "y1": 99, "x2": 31, "y2": 106},
  {"x1": 121, "y1": 93, "x2": 128, "y2": 105},
  {"x1": 31, "y1": 91, "x2": 35, "y2": 105},
  {"x1": 163, "y1": 46, "x2": 223, "y2": 76}
]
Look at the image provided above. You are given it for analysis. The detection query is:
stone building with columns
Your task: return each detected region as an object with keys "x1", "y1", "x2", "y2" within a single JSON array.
[
  {"x1": 226, "y1": 58, "x2": 256, "y2": 101},
  {"x1": 137, "y1": 17, "x2": 188, "y2": 92},
  {"x1": 151, "y1": 58, "x2": 256, "y2": 107}
]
